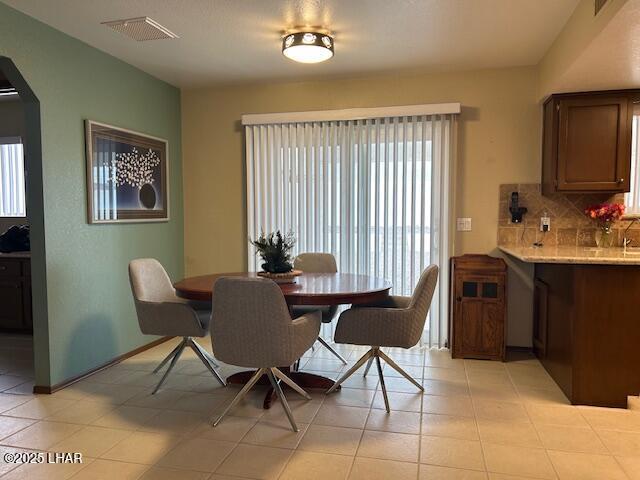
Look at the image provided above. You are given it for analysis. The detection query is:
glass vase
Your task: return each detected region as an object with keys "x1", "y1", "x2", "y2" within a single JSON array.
[{"x1": 595, "y1": 225, "x2": 615, "y2": 248}]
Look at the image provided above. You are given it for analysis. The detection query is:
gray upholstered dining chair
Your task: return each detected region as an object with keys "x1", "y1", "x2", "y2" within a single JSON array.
[
  {"x1": 326, "y1": 265, "x2": 439, "y2": 412},
  {"x1": 128, "y1": 258, "x2": 226, "y2": 394},
  {"x1": 210, "y1": 277, "x2": 321, "y2": 432},
  {"x1": 291, "y1": 252, "x2": 346, "y2": 364}
]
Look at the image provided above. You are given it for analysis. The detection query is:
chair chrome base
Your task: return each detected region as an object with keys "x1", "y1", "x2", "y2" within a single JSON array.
[
  {"x1": 152, "y1": 337, "x2": 226, "y2": 394},
  {"x1": 211, "y1": 367, "x2": 311, "y2": 432},
  {"x1": 363, "y1": 357, "x2": 374, "y2": 376},
  {"x1": 317, "y1": 336, "x2": 348, "y2": 364},
  {"x1": 326, "y1": 347, "x2": 424, "y2": 412}
]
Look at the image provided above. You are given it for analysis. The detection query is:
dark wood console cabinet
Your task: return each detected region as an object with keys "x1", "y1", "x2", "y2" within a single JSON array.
[
  {"x1": 450, "y1": 255, "x2": 507, "y2": 361},
  {"x1": 0, "y1": 256, "x2": 32, "y2": 332},
  {"x1": 542, "y1": 89, "x2": 640, "y2": 195},
  {"x1": 534, "y1": 263, "x2": 640, "y2": 408}
]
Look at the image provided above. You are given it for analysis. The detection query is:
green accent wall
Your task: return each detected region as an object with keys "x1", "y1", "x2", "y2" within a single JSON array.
[{"x1": 0, "y1": 3, "x2": 184, "y2": 386}]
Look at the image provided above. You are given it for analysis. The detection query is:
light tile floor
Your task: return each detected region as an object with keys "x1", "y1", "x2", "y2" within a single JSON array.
[
  {"x1": 0, "y1": 338, "x2": 637, "y2": 479},
  {"x1": 0, "y1": 335, "x2": 34, "y2": 396}
]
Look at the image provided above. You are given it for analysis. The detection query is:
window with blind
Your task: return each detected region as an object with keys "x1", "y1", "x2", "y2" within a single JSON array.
[
  {"x1": 625, "y1": 113, "x2": 640, "y2": 215},
  {"x1": 0, "y1": 137, "x2": 26, "y2": 217},
  {"x1": 243, "y1": 105, "x2": 458, "y2": 348}
]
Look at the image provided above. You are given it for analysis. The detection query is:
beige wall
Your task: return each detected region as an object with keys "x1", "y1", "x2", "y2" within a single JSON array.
[
  {"x1": 538, "y1": 0, "x2": 630, "y2": 97},
  {"x1": 182, "y1": 66, "x2": 540, "y2": 346},
  {"x1": 181, "y1": 0, "x2": 636, "y2": 349}
]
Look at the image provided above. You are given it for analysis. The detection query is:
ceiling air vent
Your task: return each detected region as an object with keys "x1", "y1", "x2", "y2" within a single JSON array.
[
  {"x1": 595, "y1": 0, "x2": 609, "y2": 15},
  {"x1": 101, "y1": 17, "x2": 178, "y2": 41}
]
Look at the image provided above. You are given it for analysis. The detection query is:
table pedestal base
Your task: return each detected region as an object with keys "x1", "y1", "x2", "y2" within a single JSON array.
[{"x1": 226, "y1": 368, "x2": 340, "y2": 409}]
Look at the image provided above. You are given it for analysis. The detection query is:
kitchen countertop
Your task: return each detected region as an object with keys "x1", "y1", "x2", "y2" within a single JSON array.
[
  {"x1": 499, "y1": 245, "x2": 640, "y2": 265},
  {"x1": 0, "y1": 251, "x2": 30, "y2": 259}
]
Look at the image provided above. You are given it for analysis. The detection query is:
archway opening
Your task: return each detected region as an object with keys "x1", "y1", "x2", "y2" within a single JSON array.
[{"x1": 0, "y1": 56, "x2": 49, "y2": 392}]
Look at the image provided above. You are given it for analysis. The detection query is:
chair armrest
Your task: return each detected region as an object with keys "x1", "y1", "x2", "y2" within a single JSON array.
[
  {"x1": 335, "y1": 306, "x2": 419, "y2": 348},
  {"x1": 135, "y1": 300, "x2": 205, "y2": 337},
  {"x1": 290, "y1": 310, "x2": 322, "y2": 356},
  {"x1": 140, "y1": 299, "x2": 196, "y2": 316},
  {"x1": 353, "y1": 295, "x2": 411, "y2": 309},
  {"x1": 171, "y1": 295, "x2": 211, "y2": 311},
  {"x1": 291, "y1": 310, "x2": 322, "y2": 338},
  {"x1": 340, "y1": 305, "x2": 413, "y2": 322}
]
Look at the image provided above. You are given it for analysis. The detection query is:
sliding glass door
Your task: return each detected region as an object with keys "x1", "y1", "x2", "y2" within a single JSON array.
[{"x1": 246, "y1": 114, "x2": 455, "y2": 347}]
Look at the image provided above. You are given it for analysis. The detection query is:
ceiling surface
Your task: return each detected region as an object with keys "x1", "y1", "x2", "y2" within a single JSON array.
[
  {"x1": 1, "y1": 0, "x2": 580, "y2": 88},
  {"x1": 549, "y1": 0, "x2": 640, "y2": 93}
]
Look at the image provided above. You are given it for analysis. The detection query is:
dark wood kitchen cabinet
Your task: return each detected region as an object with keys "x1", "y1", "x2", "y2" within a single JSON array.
[
  {"x1": 541, "y1": 90, "x2": 640, "y2": 195},
  {"x1": 0, "y1": 256, "x2": 32, "y2": 332},
  {"x1": 534, "y1": 262, "x2": 640, "y2": 408},
  {"x1": 532, "y1": 278, "x2": 548, "y2": 359},
  {"x1": 450, "y1": 255, "x2": 506, "y2": 361}
]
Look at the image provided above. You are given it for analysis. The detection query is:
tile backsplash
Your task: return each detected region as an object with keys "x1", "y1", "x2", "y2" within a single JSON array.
[{"x1": 497, "y1": 184, "x2": 640, "y2": 247}]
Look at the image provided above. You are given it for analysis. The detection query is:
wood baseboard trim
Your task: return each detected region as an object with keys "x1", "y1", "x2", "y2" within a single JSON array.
[
  {"x1": 32, "y1": 336, "x2": 174, "y2": 394},
  {"x1": 506, "y1": 345, "x2": 534, "y2": 353}
]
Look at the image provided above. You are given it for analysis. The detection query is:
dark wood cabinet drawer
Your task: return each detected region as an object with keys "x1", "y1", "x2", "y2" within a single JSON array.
[
  {"x1": 0, "y1": 256, "x2": 32, "y2": 332},
  {"x1": 0, "y1": 279, "x2": 25, "y2": 330},
  {"x1": 0, "y1": 259, "x2": 22, "y2": 277}
]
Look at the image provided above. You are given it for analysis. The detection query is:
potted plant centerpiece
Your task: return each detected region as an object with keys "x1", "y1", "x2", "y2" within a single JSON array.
[
  {"x1": 584, "y1": 202, "x2": 625, "y2": 248},
  {"x1": 250, "y1": 231, "x2": 302, "y2": 283}
]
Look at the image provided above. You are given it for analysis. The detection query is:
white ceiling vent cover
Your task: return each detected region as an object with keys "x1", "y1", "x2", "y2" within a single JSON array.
[{"x1": 102, "y1": 17, "x2": 178, "y2": 41}]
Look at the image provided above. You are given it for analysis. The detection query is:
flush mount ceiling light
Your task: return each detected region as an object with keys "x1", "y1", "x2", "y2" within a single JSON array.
[{"x1": 282, "y1": 31, "x2": 334, "y2": 64}]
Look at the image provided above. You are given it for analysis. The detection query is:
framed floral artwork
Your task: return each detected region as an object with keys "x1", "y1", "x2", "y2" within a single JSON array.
[{"x1": 85, "y1": 120, "x2": 169, "y2": 224}]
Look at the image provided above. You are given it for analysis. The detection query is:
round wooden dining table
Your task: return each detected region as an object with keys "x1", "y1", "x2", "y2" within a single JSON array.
[
  {"x1": 174, "y1": 272, "x2": 392, "y2": 408},
  {"x1": 174, "y1": 272, "x2": 392, "y2": 306}
]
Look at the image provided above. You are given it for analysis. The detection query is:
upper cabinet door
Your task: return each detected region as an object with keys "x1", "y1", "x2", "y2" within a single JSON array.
[
  {"x1": 557, "y1": 95, "x2": 631, "y2": 192},
  {"x1": 542, "y1": 91, "x2": 636, "y2": 195}
]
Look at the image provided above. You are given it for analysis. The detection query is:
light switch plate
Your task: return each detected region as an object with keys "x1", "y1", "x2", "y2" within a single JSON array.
[{"x1": 456, "y1": 218, "x2": 472, "y2": 231}]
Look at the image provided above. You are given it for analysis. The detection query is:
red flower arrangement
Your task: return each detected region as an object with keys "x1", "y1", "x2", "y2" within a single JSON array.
[
  {"x1": 584, "y1": 203, "x2": 625, "y2": 224},
  {"x1": 584, "y1": 203, "x2": 625, "y2": 248}
]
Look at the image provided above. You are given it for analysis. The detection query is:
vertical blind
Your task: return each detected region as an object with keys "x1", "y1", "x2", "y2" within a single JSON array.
[
  {"x1": 0, "y1": 137, "x2": 26, "y2": 218},
  {"x1": 625, "y1": 114, "x2": 640, "y2": 214},
  {"x1": 245, "y1": 112, "x2": 456, "y2": 348}
]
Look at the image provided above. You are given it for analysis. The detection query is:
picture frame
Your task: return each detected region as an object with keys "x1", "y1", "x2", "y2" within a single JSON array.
[{"x1": 85, "y1": 120, "x2": 169, "y2": 224}]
